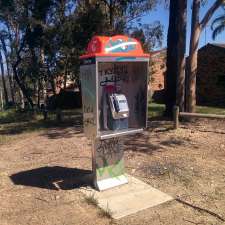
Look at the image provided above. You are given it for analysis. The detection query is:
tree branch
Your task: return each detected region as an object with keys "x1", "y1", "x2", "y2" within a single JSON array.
[
  {"x1": 200, "y1": 0, "x2": 224, "y2": 29},
  {"x1": 176, "y1": 198, "x2": 225, "y2": 222},
  {"x1": 101, "y1": 0, "x2": 110, "y2": 8},
  {"x1": 14, "y1": 26, "x2": 29, "y2": 68}
]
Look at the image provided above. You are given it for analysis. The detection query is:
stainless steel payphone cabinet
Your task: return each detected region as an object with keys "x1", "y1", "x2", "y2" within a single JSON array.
[{"x1": 80, "y1": 35, "x2": 149, "y2": 191}]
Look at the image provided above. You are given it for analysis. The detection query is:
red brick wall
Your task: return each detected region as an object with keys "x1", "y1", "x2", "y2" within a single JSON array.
[
  {"x1": 148, "y1": 45, "x2": 225, "y2": 106},
  {"x1": 197, "y1": 44, "x2": 225, "y2": 107},
  {"x1": 149, "y1": 49, "x2": 166, "y2": 92}
]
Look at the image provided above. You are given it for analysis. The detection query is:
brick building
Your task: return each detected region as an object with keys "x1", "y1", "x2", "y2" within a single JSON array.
[
  {"x1": 196, "y1": 43, "x2": 225, "y2": 107},
  {"x1": 149, "y1": 44, "x2": 225, "y2": 107},
  {"x1": 150, "y1": 48, "x2": 166, "y2": 90},
  {"x1": 149, "y1": 48, "x2": 166, "y2": 102}
]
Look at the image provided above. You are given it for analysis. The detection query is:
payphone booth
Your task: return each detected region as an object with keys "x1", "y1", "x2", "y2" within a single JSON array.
[{"x1": 80, "y1": 35, "x2": 149, "y2": 191}]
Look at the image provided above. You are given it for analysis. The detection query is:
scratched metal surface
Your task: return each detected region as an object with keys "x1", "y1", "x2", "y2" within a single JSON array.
[
  {"x1": 94, "y1": 137, "x2": 125, "y2": 181},
  {"x1": 80, "y1": 64, "x2": 98, "y2": 139},
  {"x1": 81, "y1": 59, "x2": 149, "y2": 187}
]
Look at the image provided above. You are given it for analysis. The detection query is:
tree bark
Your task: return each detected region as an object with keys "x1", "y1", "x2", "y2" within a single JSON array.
[
  {"x1": 187, "y1": 0, "x2": 223, "y2": 112},
  {"x1": 63, "y1": 57, "x2": 68, "y2": 89},
  {"x1": 109, "y1": 0, "x2": 114, "y2": 30},
  {"x1": 64, "y1": 71, "x2": 67, "y2": 89},
  {"x1": 12, "y1": 65, "x2": 34, "y2": 109},
  {"x1": 5, "y1": 55, "x2": 15, "y2": 104},
  {"x1": 187, "y1": 0, "x2": 201, "y2": 113},
  {"x1": 37, "y1": 79, "x2": 41, "y2": 108},
  {"x1": 176, "y1": 0, "x2": 187, "y2": 112},
  {"x1": 0, "y1": 51, "x2": 9, "y2": 106},
  {"x1": 0, "y1": 37, "x2": 15, "y2": 103},
  {"x1": 43, "y1": 79, "x2": 47, "y2": 105},
  {"x1": 101, "y1": 0, "x2": 115, "y2": 33},
  {"x1": 164, "y1": 0, "x2": 179, "y2": 117},
  {"x1": 0, "y1": 88, "x2": 3, "y2": 110},
  {"x1": 19, "y1": 88, "x2": 25, "y2": 109},
  {"x1": 48, "y1": 72, "x2": 56, "y2": 95}
]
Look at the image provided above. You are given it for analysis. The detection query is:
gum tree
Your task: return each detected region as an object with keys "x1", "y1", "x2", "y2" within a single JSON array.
[
  {"x1": 165, "y1": 0, "x2": 187, "y2": 117},
  {"x1": 187, "y1": 0, "x2": 224, "y2": 112}
]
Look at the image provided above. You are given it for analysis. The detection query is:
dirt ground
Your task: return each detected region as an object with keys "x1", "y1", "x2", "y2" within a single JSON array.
[{"x1": 0, "y1": 119, "x2": 225, "y2": 225}]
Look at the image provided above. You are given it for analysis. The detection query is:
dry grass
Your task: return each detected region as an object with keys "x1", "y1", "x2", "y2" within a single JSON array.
[
  {"x1": 84, "y1": 193, "x2": 99, "y2": 206},
  {"x1": 84, "y1": 194, "x2": 113, "y2": 219},
  {"x1": 98, "y1": 204, "x2": 113, "y2": 219}
]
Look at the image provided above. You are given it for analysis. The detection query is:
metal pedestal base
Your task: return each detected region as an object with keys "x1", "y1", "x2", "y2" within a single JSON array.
[
  {"x1": 93, "y1": 137, "x2": 127, "y2": 191},
  {"x1": 96, "y1": 174, "x2": 128, "y2": 191}
]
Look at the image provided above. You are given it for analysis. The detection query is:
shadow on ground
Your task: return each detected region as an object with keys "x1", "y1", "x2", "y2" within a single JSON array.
[
  {"x1": 124, "y1": 131, "x2": 188, "y2": 155},
  {"x1": 0, "y1": 114, "x2": 83, "y2": 138},
  {"x1": 40, "y1": 115, "x2": 83, "y2": 139},
  {"x1": 40, "y1": 127, "x2": 83, "y2": 139},
  {"x1": 10, "y1": 166, "x2": 93, "y2": 190},
  {"x1": 124, "y1": 133, "x2": 162, "y2": 155}
]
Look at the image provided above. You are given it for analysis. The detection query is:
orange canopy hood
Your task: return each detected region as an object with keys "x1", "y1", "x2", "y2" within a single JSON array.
[{"x1": 80, "y1": 35, "x2": 150, "y2": 59}]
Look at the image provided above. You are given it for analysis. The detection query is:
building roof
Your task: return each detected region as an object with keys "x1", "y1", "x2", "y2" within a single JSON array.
[
  {"x1": 210, "y1": 43, "x2": 225, "y2": 48},
  {"x1": 150, "y1": 48, "x2": 167, "y2": 60},
  {"x1": 199, "y1": 43, "x2": 225, "y2": 51},
  {"x1": 197, "y1": 43, "x2": 225, "y2": 54}
]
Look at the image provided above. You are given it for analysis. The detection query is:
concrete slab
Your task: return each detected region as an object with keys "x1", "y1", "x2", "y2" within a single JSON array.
[{"x1": 81, "y1": 175, "x2": 173, "y2": 219}]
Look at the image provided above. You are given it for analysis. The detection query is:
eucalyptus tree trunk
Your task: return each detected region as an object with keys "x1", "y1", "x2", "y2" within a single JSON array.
[
  {"x1": 0, "y1": 88, "x2": 3, "y2": 110},
  {"x1": 164, "y1": 1, "x2": 178, "y2": 117},
  {"x1": 48, "y1": 72, "x2": 56, "y2": 96},
  {"x1": 37, "y1": 79, "x2": 41, "y2": 108},
  {"x1": 19, "y1": 88, "x2": 25, "y2": 109},
  {"x1": 187, "y1": 0, "x2": 223, "y2": 112},
  {"x1": 109, "y1": 0, "x2": 114, "y2": 30},
  {"x1": 0, "y1": 36, "x2": 15, "y2": 103},
  {"x1": 176, "y1": 0, "x2": 187, "y2": 112},
  {"x1": 13, "y1": 65, "x2": 34, "y2": 109},
  {"x1": 40, "y1": 48, "x2": 47, "y2": 104},
  {"x1": 63, "y1": 57, "x2": 68, "y2": 89},
  {"x1": 165, "y1": 0, "x2": 187, "y2": 117},
  {"x1": 0, "y1": 51, "x2": 9, "y2": 106},
  {"x1": 5, "y1": 54, "x2": 15, "y2": 104},
  {"x1": 187, "y1": 0, "x2": 201, "y2": 113}
]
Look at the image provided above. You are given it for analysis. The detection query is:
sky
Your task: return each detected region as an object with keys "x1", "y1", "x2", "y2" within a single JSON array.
[{"x1": 140, "y1": 1, "x2": 225, "y2": 53}]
